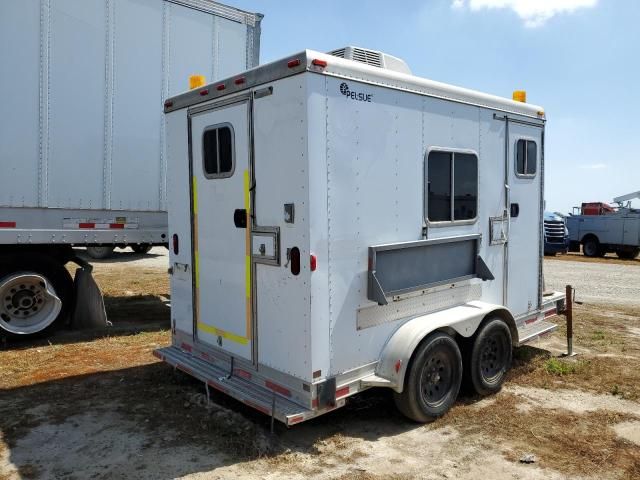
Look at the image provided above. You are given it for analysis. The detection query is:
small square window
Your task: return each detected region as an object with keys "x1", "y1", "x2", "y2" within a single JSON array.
[
  {"x1": 203, "y1": 125, "x2": 234, "y2": 178},
  {"x1": 427, "y1": 150, "x2": 478, "y2": 223},
  {"x1": 516, "y1": 139, "x2": 537, "y2": 177}
]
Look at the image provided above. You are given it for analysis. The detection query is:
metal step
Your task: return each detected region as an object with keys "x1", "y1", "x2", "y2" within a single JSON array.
[
  {"x1": 517, "y1": 320, "x2": 558, "y2": 345},
  {"x1": 154, "y1": 345, "x2": 315, "y2": 426}
]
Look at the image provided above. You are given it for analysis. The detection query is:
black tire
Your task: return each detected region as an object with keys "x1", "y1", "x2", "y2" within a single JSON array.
[
  {"x1": 393, "y1": 332, "x2": 462, "y2": 423},
  {"x1": 467, "y1": 318, "x2": 513, "y2": 396},
  {"x1": 131, "y1": 244, "x2": 152, "y2": 255},
  {"x1": 582, "y1": 237, "x2": 600, "y2": 257},
  {"x1": 86, "y1": 246, "x2": 114, "y2": 260},
  {"x1": 616, "y1": 248, "x2": 640, "y2": 260},
  {"x1": 0, "y1": 254, "x2": 74, "y2": 338}
]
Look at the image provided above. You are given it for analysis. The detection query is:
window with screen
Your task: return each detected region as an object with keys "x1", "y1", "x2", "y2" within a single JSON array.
[
  {"x1": 203, "y1": 125, "x2": 234, "y2": 178},
  {"x1": 427, "y1": 151, "x2": 478, "y2": 223},
  {"x1": 516, "y1": 139, "x2": 537, "y2": 176}
]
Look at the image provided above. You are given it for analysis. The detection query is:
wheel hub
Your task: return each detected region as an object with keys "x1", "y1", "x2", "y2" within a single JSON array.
[
  {"x1": 0, "y1": 273, "x2": 61, "y2": 335},
  {"x1": 480, "y1": 334, "x2": 507, "y2": 381},
  {"x1": 420, "y1": 352, "x2": 454, "y2": 408}
]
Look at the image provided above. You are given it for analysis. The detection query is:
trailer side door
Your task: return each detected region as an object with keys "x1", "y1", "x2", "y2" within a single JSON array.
[
  {"x1": 189, "y1": 100, "x2": 253, "y2": 362},
  {"x1": 507, "y1": 122, "x2": 544, "y2": 317}
]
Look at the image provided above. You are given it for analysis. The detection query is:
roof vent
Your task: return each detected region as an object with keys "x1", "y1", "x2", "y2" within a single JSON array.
[{"x1": 327, "y1": 46, "x2": 411, "y2": 75}]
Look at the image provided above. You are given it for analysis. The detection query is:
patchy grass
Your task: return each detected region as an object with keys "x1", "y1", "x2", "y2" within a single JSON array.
[
  {"x1": 543, "y1": 357, "x2": 584, "y2": 376},
  {"x1": 445, "y1": 393, "x2": 640, "y2": 479}
]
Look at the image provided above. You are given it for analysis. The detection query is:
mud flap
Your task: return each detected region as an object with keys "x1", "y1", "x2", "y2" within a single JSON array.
[{"x1": 71, "y1": 266, "x2": 110, "y2": 329}]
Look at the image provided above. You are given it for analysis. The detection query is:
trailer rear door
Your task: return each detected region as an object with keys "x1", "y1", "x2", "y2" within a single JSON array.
[
  {"x1": 189, "y1": 101, "x2": 253, "y2": 361},
  {"x1": 507, "y1": 122, "x2": 543, "y2": 316}
]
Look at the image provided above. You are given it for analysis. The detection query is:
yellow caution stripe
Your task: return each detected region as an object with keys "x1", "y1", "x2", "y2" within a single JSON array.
[{"x1": 197, "y1": 322, "x2": 249, "y2": 345}]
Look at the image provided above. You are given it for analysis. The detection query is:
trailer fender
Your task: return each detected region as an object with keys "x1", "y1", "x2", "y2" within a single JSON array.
[{"x1": 374, "y1": 301, "x2": 514, "y2": 393}]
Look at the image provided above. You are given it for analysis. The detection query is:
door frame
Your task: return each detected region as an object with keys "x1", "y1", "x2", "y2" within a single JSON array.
[
  {"x1": 187, "y1": 93, "x2": 259, "y2": 365},
  {"x1": 493, "y1": 113, "x2": 545, "y2": 311}
]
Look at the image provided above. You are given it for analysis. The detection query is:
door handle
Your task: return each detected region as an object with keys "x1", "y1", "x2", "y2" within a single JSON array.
[
  {"x1": 234, "y1": 209, "x2": 247, "y2": 228},
  {"x1": 510, "y1": 203, "x2": 520, "y2": 218}
]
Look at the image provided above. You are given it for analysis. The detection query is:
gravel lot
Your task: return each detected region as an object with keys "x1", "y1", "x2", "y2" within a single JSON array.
[{"x1": 544, "y1": 257, "x2": 640, "y2": 307}]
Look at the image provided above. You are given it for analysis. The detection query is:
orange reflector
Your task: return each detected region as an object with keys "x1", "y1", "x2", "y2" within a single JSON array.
[
  {"x1": 287, "y1": 58, "x2": 301, "y2": 68},
  {"x1": 512, "y1": 90, "x2": 527, "y2": 103},
  {"x1": 189, "y1": 74, "x2": 206, "y2": 90}
]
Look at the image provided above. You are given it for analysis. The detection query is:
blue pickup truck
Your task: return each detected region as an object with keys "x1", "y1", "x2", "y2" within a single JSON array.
[{"x1": 543, "y1": 211, "x2": 569, "y2": 256}]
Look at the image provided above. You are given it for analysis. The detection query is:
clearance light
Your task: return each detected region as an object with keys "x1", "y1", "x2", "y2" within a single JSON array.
[
  {"x1": 312, "y1": 59, "x2": 327, "y2": 68},
  {"x1": 199, "y1": 89, "x2": 209, "y2": 96},
  {"x1": 216, "y1": 83, "x2": 226, "y2": 91},
  {"x1": 234, "y1": 77, "x2": 246, "y2": 85},
  {"x1": 287, "y1": 59, "x2": 301, "y2": 68},
  {"x1": 310, "y1": 254, "x2": 317, "y2": 272},
  {"x1": 189, "y1": 74, "x2": 206, "y2": 90},
  {"x1": 512, "y1": 90, "x2": 527, "y2": 103},
  {"x1": 164, "y1": 100, "x2": 173, "y2": 109}
]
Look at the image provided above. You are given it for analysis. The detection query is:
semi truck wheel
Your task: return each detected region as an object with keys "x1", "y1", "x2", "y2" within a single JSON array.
[
  {"x1": 131, "y1": 244, "x2": 152, "y2": 255},
  {"x1": 86, "y1": 246, "x2": 114, "y2": 259},
  {"x1": 583, "y1": 237, "x2": 600, "y2": 257},
  {"x1": 466, "y1": 318, "x2": 512, "y2": 396},
  {"x1": 394, "y1": 332, "x2": 462, "y2": 422},
  {"x1": 0, "y1": 255, "x2": 73, "y2": 337}
]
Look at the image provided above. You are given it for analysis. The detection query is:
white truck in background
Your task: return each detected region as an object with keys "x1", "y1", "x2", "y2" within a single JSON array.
[{"x1": 0, "y1": 0, "x2": 262, "y2": 338}]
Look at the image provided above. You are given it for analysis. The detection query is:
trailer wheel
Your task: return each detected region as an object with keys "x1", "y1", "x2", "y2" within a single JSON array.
[
  {"x1": 0, "y1": 255, "x2": 73, "y2": 337},
  {"x1": 131, "y1": 244, "x2": 152, "y2": 255},
  {"x1": 616, "y1": 248, "x2": 640, "y2": 260},
  {"x1": 393, "y1": 332, "x2": 462, "y2": 422},
  {"x1": 86, "y1": 246, "x2": 114, "y2": 260},
  {"x1": 582, "y1": 237, "x2": 600, "y2": 257},
  {"x1": 467, "y1": 318, "x2": 512, "y2": 396}
]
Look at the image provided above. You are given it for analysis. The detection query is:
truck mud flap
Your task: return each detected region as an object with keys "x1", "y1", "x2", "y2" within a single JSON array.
[{"x1": 71, "y1": 265, "x2": 109, "y2": 329}]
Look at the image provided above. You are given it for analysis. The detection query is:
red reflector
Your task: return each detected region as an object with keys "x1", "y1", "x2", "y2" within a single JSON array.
[
  {"x1": 216, "y1": 83, "x2": 226, "y2": 91},
  {"x1": 172, "y1": 233, "x2": 179, "y2": 255},
  {"x1": 287, "y1": 58, "x2": 301, "y2": 68},
  {"x1": 335, "y1": 385, "x2": 350, "y2": 398},
  {"x1": 266, "y1": 380, "x2": 291, "y2": 397},
  {"x1": 79, "y1": 223, "x2": 95, "y2": 229},
  {"x1": 199, "y1": 89, "x2": 209, "y2": 96},
  {"x1": 312, "y1": 59, "x2": 327, "y2": 67},
  {"x1": 164, "y1": 100, "x2": 173, "y2": 108},
  {"x1": 310, "y1": 254, "x2": 317, "y2": 272},
  {"x1": 234, "y1": 77, "x2": 246, "y2": 85},
  {"x1": 109, "y1": 223, "x2": 125, "y2": 229},
  {"x1": 290, "y1": 247, "x2": 300, "y2": 276},
  {"x1": 0, "y1": 221, "x2": 16, "y2": 228}
]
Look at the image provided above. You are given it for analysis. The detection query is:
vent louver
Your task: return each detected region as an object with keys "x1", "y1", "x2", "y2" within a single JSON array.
[{"x1": 327, "y1": 46, "x2": 411, "y2": 74}]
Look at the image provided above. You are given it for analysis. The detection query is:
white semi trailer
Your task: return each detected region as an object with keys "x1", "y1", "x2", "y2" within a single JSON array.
[
  {"x1": 156, "y1": 47, "x2": 565, "y2": 424},
  {"x1": 0, "y1": 0, "x2": 262, "y2": 337}
]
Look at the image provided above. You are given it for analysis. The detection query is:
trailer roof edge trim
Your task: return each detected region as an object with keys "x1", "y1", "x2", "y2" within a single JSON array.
[
  {"x1": 165, "y1": 49, "x2": 544, "y2": 120},
  {"x1": 166, "y1": 0, "x2": 263, "y2": 26}
]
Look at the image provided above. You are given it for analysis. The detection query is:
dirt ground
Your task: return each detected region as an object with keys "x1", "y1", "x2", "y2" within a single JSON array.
[{"x1": 1, "y1": 250, "x2": 639, "y2": 480}]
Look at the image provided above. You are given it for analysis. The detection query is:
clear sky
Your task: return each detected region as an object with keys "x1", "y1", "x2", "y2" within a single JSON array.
[{"x1": 229, "y1": 0, "x2": 639, "y2": 213}]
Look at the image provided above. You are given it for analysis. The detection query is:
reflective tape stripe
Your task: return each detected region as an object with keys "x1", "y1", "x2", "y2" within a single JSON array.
[
  {"x1": 0, "y1": 222, "x2": 16, "y2": 228},
  {"x1": 197, "y1": 321, "x2": 249, "y2": 345}
]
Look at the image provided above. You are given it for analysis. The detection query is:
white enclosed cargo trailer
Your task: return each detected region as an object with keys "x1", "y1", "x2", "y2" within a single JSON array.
[
  {"x1": 0, "y1": 0, "x2": 261, "y2": 337},
  {"x1": 156, "y1": 47, "x2": 565, "y2": 425}
]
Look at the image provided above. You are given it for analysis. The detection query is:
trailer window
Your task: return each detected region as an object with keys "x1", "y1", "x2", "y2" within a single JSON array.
[
  {"x1": 516, "y1": 139, "x2": 536, "y2": 176},
  {"x1": 203, "y1": 125, "x2": 234, "y2": 178},
  {"x1": 427, "y1": 151, "x2": 478, "y2": 223}
]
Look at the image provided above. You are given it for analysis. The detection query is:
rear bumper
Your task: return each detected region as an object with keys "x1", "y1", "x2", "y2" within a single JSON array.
[{"x1": 516, "y1": 291, "x2": 565, "y2": 346}]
